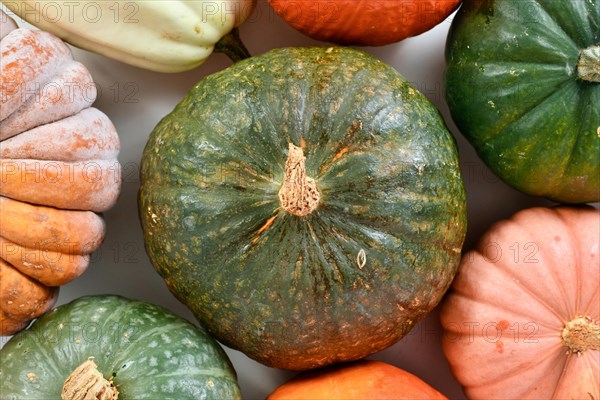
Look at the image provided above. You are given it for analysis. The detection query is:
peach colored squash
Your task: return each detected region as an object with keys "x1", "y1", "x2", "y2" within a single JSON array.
[
  {"x1": 441, "y1": 206, "x2": 599, "y2": 399},
  {"x1": 0, "y1": 11, "x2": 121, "y2": 335},
  {"x1": 267, "y1": 360, "x2": 447, "y2": 399}
]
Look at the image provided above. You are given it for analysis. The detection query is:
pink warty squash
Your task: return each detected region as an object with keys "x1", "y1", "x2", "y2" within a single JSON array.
[
  {"x1": 441, "y1": 206, "x2": 599, "y2": 399},
  {"x1": 0, "y1": 11, "x2": 121, "y2": 335}
]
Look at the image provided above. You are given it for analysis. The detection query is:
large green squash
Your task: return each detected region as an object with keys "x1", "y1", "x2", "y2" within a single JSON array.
[
  {"x1": 445, "y1": 0, "x2": 600, "y2": 204},
  {"x1": 139, "y1": 47, "x2": 467, "y2": 370},
  {"x1": 0, "y1": 295, "x2": 241, "y2": 399}
]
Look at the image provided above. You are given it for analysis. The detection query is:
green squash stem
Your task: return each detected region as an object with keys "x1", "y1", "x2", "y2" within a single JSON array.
[
  {"x1": 214, "y1": 28, "x2": 251, "y2": 63},
  {"x1": 278, "y1": 143, "x2": 320, "y2": 216},
  {"x1": 577, "y1": 45, "x2": 600, "y2": 83},
  {"x1": 61, "y1": 358, "x2": 118, "y2": 400},
  {"x1": 561, "y1": 316, "x2": 600, "y2": 355}
]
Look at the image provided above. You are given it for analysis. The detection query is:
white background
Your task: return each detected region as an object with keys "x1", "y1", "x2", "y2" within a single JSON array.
[{"x1": 4, "y1": 1, "x2": 582, "y2": 398}]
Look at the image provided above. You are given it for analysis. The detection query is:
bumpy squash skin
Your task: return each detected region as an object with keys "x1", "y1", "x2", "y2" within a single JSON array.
[
  {"x1": 140, "y1": 47, "x2": 467, "y2": 370},
  {"x1": 0, "y1": 295, "x2": 241, "y2": 399},
  {"x1": 0, "y1": 260, "x2": 58, "y2": 335},
  {"x1": 445, "y1": 0, "x2": 600, "y2": 203}
]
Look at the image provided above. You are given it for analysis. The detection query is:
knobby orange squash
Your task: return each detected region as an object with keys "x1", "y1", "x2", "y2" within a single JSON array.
[
  {"x1": 267, "y1": 360, "x2": 447, "y2": 399},
  {"x1": 0, "y1": 11, "x2": 121, "y2": 335},
  {"x1": 268, "y1": 0, "x2": 461, "y2": 46},
  {"x1": 441, "y1": 206, "x2": 599, "y2": 399}
]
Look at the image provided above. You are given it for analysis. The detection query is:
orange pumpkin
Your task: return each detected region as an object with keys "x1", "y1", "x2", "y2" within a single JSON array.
[
  {"x1": 268, "y1": 0, "x2": 461, "y2": 46},
  {"x1": 267, "y1": 360, "x2": 447, "y2": 399},
  {"x1": 0, "y1": 11, "x2": 121, "y2": 335},
  {"x1": 441, "y1": 206, "x2": 599, "y2": 399}
]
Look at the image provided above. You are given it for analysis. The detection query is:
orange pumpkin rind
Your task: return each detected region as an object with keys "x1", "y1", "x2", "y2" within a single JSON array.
[{"x1": 267, "y1": 360, "x2": 447, "y2": 399}]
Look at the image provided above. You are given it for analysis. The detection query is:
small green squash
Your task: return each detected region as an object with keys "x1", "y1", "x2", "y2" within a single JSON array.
[
  {"x1": 0, "y1": 295, "x2": 241, "y2": 400},
  {"x1": 445, "y1": 0, "x2": 600, "y2": 203},
  {"x1": 139, "y1": 47, "x2": 467, "y2": 370}
]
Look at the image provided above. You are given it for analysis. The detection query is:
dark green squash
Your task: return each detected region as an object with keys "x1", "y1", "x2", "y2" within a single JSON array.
[
  {"x1": 139, "y1": 46, "x2": 467, "y2": 370},
  {"x1": 0, "y1": 295, "x2": 241, "y2": 399},
  {"x1": 445, "y1": 0, "x2": 600, "y2": 203}
]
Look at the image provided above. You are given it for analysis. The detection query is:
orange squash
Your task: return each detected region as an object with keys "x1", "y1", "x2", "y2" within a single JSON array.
[
  {"x1": 268, "y1": 0, "x2": 461, "y2": 46},
  {"x1": 441, "y1": 206, "x2": 600, "y2": 399},
  {"x1": 267, "y1": 360, "x2": 447, "y2": 399},
  {"x1": 0, "y1": 11, "x2": 121, "y2": 335}
]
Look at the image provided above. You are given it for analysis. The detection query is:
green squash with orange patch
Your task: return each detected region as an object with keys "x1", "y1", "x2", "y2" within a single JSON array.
[{"x1": 139, "y1": 47, "x2": 467, "y2": 370}]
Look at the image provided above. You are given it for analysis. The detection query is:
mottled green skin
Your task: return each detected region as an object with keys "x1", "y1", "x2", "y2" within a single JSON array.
[
  {"x1": 0, "y1": 296, "x2": 241, "y2": 399},
  {"x1": 140, "y1": 47, "x2": 467, "y2": 370},
  {"x1": 446, "y1": 0, "x2": 600, "y2": 203}
]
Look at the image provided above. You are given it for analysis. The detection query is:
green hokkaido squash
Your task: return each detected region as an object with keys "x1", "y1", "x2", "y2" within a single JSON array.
[
  {"x1": 445, "y1": 0, "x2": 600, "y2": 203},
  {"x1": 139, "y1": 47, "x2": 467, "y2": 370},
  {"x1": 0, "y1": 295, "x2": 241, "y2": 400}
]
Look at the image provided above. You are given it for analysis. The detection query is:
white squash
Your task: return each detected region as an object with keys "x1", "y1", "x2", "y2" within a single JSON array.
[{"x1": 3, "y1": 0, "x2": 256, "y2": 72}]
